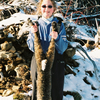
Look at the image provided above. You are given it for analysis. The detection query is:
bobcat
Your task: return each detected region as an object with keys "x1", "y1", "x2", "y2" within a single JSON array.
[{"x1": 34, "y1": 21, "x2": 59, "y2": 100}]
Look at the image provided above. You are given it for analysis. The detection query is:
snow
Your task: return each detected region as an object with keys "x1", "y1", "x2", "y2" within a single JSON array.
[
  {"x1": 0, "y1": 95, "x2": 13, "y2": 100},
  {"x1": 64, "y1": 48, "x2": 100, "y2": 100},
  {"x1": 0, "y1": 12, "x2": 38, "y2": 29},
  {"x1": 0, "y1": 2, "x2": 100, "y2": 100}
]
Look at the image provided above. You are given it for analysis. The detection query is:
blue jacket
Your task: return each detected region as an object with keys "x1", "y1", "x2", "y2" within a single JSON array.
[{"x1": 27, "y1": 17, "x2": 68, "y2": 55}]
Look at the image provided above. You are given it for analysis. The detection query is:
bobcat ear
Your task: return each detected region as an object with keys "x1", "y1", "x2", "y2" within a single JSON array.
[{"x1": 54, "y1": 13, "x2": 64, "y2": 21}]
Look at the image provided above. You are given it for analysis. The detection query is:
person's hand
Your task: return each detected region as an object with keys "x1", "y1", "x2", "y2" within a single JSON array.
[
  {"x1": 31, "y1": 23, "x2": 38, "y2": 33},
  {"x1": 50, "y1": 31, "x2": 58, "y2": 40}
]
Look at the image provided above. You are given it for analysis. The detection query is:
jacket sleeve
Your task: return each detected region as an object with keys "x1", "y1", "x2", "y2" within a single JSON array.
[
  {"x1": 27, "y1": 31, "x2": 35, "y2": 52},
  {"x1": 55, "y1": 23, "x2": 68, "y2": 54}
]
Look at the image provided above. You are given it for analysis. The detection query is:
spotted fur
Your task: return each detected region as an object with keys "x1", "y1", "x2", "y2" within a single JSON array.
[{"x1": 34, "y1": 21, "x2": 59, "y2": 100}]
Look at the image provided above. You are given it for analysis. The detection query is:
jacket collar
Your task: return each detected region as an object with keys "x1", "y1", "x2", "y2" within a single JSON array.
[{"x1": 41, "y1": 16, "x2": 54, "y2": 24}]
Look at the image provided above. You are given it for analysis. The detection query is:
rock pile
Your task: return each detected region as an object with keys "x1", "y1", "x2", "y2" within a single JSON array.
[{"x1": 0, "y1": 18, "x2": 33, "y2": 98}]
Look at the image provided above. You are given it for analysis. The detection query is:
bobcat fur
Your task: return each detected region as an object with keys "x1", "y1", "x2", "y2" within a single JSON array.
[{"x1": 33, "y1": 21, "x2": 60, "y2": 100}]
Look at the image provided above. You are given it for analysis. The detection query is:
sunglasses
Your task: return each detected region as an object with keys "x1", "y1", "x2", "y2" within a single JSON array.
[{"x1": 41, "y1": 5, "x2": 53, "y2": 8}]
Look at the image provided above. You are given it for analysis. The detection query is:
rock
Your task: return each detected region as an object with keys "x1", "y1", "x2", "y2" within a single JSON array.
[
  {"x1": 0, "y1": 72, "x2": 4, "y2": 81},
  {"x1": 5, "y1": 60, "x2": 14, "y2": 71},
  {"x1": 9, "y1": 46, "x2": 16, "y2": 53},
  {"x1": 65, "y1": 65, "x2": 76, "y2": 75},
  {"x1": 0, "y1": 90, "x2": 4, "y2": 95},
  {"x1": 12, "y1": 85, "x2": 20, "y2": 92},
  {"x1": 2, "y1": 89, "x2": 13, "y2": 97},
  {"x1": 0, "y1": 29, "x2": 6, "y2": 39},
  {"x1": 63, "y1": 91, "x2": 82, "y2": 100},
  {"x1": 83, "y1": 76, "x2": 91, "y2": 85},
  {"x1": 13, "y1": 92, "x2": 26, "y2": 100},
  {"x1": 6, "y1": 82, "x2": 12, "y2": 89},
  {"x1": 0, "y1": 51, "x2": 13, "y2": 59},
  {"x1": 1, "y1": 41, "x2": 12, "y2": 51},
  {"x1": 64, "y1": 47, "x2": 76, "y2": 58},
  {"x1": 15, "y1": 63, "x2": 29, "y2": 79}
]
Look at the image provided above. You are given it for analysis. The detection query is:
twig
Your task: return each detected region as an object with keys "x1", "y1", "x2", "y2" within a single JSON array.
[{"x1": 76, "y1": 49, "x2": 86, "y2": 60}]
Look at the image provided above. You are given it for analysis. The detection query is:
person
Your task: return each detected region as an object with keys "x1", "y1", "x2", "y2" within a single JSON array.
[{"x1": 27, "y1": 0, "x2": 68, "y2": 100}]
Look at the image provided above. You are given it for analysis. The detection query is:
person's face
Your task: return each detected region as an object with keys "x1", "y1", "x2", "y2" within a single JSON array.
[{"x1": 41, "y1": 0, "x2": 55, "y2": 19}]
